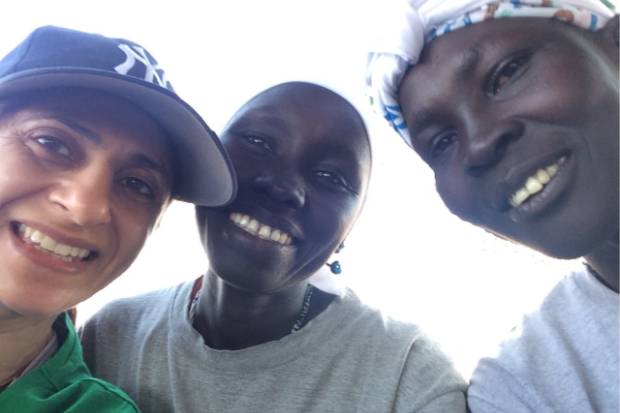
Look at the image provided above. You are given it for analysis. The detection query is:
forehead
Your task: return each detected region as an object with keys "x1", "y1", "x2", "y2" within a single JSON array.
[
  {"x1": 229, "y1": 85, "x2": 371, "y2": 163},
  {"x1": 399, "y1": 18, "x2": 583, "y2": 119},
  {"x1": 8, "y1": 89, "x2": 166, "y2": 141},
  {"x1": 4, "y1": 89, "x2": 173, "y2": 168}
]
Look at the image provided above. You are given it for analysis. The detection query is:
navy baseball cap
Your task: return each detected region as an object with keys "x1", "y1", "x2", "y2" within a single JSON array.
[{"x1": 0, "y1": 25, "x2": 236, "y2": 206}]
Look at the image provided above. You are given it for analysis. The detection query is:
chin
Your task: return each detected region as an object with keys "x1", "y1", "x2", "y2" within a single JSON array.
[
  {"x1": 2, "y1": 296, "x2": 66, "y2": 319},
  {"x1": 522, "y1": 232, "x2": 608, "y2": 261}
]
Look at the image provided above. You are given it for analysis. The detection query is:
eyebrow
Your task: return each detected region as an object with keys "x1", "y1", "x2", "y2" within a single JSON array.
[
  {"x1": 52, "y1": 116, "x2": 102, "y2": 144},
  {"x1": 235, "y1": 111, "x2": 289, "y2": 131},
  {"x1": 50, "y1": 116, "x2": 169, "y2": 179},
  {"x1": 127, "y1": 153, "x2": 169, "y2": 179},
  {"x1": 457, "y1": 46, "x2": 481, "y2": 79},
  {"x1": 407, "y1": 44, "x2": 485, "y2": 138},
  {"x1": 407, "y1": 108, "x2": 435, "y2": 138}
]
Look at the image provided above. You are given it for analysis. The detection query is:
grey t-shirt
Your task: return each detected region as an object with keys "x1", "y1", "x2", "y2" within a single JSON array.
[
  {"x1": 468, "y1": 269, "x2": 619, "y2": 413},
  {"x1": 81, "y1": 281, "x2": 466, "y2": 413}
]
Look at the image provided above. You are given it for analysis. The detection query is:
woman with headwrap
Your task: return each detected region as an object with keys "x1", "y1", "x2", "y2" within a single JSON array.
[{"x1": 367, "y1": 1, "x2": 618, "y2": 412}]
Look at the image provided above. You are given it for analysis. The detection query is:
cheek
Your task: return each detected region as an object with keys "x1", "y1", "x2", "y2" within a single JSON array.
[
  {"x1": 522, "y1": 57, "x2": 603, "y2": 124},
  {"x1": 435, "y1": 170, "x2": 492, "y2": 228},
  {"x1": 312, "y1": 201, "x2": 359, "y2": 247},
  {"x1": 435, "y1": 169, "x2": 467, "y2": 212},
  {"x1": 0, "y1": 144, "x2": 34, "y2": 188},
  {"x1": 111, "y1": 208, "x2": 154, "y2": 268}
]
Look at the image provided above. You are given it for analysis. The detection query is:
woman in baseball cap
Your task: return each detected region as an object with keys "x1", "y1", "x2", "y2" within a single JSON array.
[
  {"x1": 0, "y1": 26, "x2": 235, "y2": 411},
  {"x1": 366, "y1": 1, "x2": 618, "y2": 411}
]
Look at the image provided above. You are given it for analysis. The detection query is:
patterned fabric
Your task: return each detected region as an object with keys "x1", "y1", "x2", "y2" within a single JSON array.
[{"x1": 366, "y1": 0, "x2": 616, "y2": 147}]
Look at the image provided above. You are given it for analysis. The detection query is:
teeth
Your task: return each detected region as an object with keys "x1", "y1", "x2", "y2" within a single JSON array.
[
  {"x1": 16, "y1": 223, "x2": 92, "y2": 260},
  {"x1": 31, "y1": 230, "x2": 44, "y2": 243},
  {"x1": 511, "y1": 188, "x2": 530, "y2": 207},
  {"x1": 509, "y1": 159, "x2": 563, "y2": 208},
  {"x1": 536, "y1": 169, "x2": 550, "y2": 184},
  {"x1": 40, "y1": 235, "x2": 57, "y2": 251},
  {"x1": 54, "y1": 243, "x2": 71, "y2": 256},
  {"x1": 228, "y1": 213, "x2": 294, "y2": 245},
  {"x1": 525, "y1": 176, "x2": 543, "y2": 194},
  {"x1": 247, "y1": 219, "x2": 259, "y2": 234},
  {"x1": 258, "y1": 225, "x2": 271, "y2": 239},
  {"x1": 270, "y1": 229, "x2": 281, "y2": 242}
]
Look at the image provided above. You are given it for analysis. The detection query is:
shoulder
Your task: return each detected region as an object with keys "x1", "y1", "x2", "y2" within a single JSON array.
[
  {"x1": 336, "y1": 291, "x2": 467, "y2": 411},
  {"x1": 80, "y1": 281, "x2": 193, "y2": 357},
  {"x1": 9, "y1": 315, "x2": 139, "y2": 412},
  {"x1": 4, "y1": 374, "x2": 140, "y2": 412},
  {"x1": 468, "y1": 269, "x2": 619, "y2": 412},
  {"x1": 330, "y1": 290, "x2": 423, "y2": 346},
  {"x1": 336, "y1": 290, "x2": 454, "y2": 359},
  {"x1": 58, "y1": 376, "x2": 140, "y2": 412},
  {"x1": 83, "y1": 281, "x2": 191, "y2": 330}
]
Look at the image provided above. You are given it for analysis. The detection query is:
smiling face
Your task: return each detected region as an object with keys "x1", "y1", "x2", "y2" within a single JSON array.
[
  {"x1": 196, "y1": 83, "x2": 371, "y2": 292},
  {"x1": 0, "y1": 88, "x2": 173, "y2": 317},
  {"x1": 399, "y1": 17, "x2": 619, "y2": 259}
]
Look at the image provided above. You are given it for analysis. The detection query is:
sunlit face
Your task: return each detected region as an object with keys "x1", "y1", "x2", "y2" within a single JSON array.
[
  {"x1": 399, "y1": 18, "x2": 619, "y2": 259},
  {"x1": 0, "y1": 89, "x2": 173, "y2": 317},
  {"x1": 197, "y1": 83, "x2": 371, "y2": 292}
]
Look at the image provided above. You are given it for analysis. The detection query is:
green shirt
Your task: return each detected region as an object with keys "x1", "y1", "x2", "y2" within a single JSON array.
[{"x1": 0, "y1": 313, "x2": 139, "y2": 412}]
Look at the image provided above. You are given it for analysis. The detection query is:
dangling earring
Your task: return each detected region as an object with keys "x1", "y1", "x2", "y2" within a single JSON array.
[
  {"x1": 327, "y1": 261, "x2": 342, "y2": 274},
  {"x1": 326, "y1": 242, "x2": 344, "y2": 274}
]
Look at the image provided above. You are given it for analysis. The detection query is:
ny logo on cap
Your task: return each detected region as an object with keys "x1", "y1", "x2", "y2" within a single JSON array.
[{"x1": 114, "y1": 44, "x2": 170, "y2": 89}]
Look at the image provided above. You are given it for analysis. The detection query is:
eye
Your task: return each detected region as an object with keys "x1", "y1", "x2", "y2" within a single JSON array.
[
  {"x1": 244, "y1": 135, "x2": 273, "y2": 152},
  {"x1": 489, "y1": 52, "x2": 532, "y2": 95},
  {"x1": 315, "y1": 170, "x2": 356, "y2": 194},
  {"x1": 34, "y1": 135, "x2": 71, "y2": 157},
  {"x1": 121, "y1": 176, "x2": 155, "y2": 199},
  {"x1": 430, "y1": 130, "x2": 457, "y2": 159}
]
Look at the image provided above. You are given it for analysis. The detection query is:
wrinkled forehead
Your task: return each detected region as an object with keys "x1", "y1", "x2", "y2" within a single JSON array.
[{"x1": 401, "y1": 18, "x2": 583, "y2": 106}]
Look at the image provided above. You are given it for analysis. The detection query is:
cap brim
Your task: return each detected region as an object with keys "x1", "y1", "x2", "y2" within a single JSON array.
[{"x1": 0, "y1": 68, "x2": 237, "y2": 206}]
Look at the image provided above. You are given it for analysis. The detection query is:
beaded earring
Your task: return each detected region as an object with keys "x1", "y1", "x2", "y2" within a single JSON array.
[{"x1": 326, "y1": 242, "x2": 345, "y2": 274}]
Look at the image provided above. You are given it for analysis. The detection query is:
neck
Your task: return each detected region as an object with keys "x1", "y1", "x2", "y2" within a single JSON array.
[
  {"x1": 193, "y1": 271, "x2": 311, "y2": 350},
  {"x1": 585, "y1": 236, "x2": 619, "y2": 293},
  {"x1": 0, "y1": 308, "x2": 55, "y2": 385}
]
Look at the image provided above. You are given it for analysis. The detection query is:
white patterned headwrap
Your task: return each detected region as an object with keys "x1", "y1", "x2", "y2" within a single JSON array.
[{"x1": 366, "y1": 0, "x2": 616, "y2": 147}]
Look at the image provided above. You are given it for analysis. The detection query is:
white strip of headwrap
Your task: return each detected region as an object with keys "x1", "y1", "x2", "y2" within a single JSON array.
[{"x1": 366, "y1": 0, "x2": 616, "y2": 147}]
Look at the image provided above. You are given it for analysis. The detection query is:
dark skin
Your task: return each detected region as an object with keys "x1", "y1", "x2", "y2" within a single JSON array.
[
  {"x1": 399, "y1": 17, "x2": 619, "y2": 292},
  {"x1": 194, "y1": 82, "x2": 371, "y2": 349}
]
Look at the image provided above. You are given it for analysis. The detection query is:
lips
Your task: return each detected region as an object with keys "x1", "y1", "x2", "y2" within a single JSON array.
[
  {"x1": 509, "y1": 157, "x2": 564, "y2": 208},
  {"x1": 229, "y1": 212, "x2": 294, "y2": 245},
  {"x1": 490, "y1": 149, "x2": 575, "y2": 223},
  {"x1": 12, "y1": 221, "x2": 97, "y2": 262}
]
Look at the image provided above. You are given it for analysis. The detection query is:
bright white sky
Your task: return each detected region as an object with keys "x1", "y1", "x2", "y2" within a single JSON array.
[{"x1": 4, "y1": 0, "x2": 590, "y2": 378}]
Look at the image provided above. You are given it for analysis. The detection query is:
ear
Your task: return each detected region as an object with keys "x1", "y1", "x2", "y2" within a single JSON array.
[{"x1": 600, "y1": 14, "x2": 619, "y2": 48}]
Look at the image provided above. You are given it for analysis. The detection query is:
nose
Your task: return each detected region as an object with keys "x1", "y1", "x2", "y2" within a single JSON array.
[
  {"x1": 463, "y1": 119, "x2": 524, "y2": 176},
  {"x1": 254, "y1": 173, "x2": 306, "y2": 210},
  {"x1": 48, "y1": 165, "x2": 113, "y2": 226}
]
